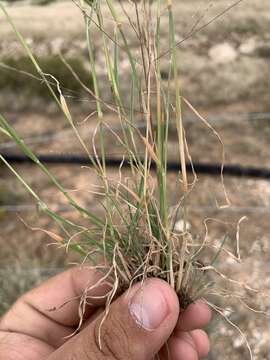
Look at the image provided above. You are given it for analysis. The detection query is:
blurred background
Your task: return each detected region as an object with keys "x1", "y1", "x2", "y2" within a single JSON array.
[{"x1": 0, "y1": 0, "x2": 269, "y2": 359}]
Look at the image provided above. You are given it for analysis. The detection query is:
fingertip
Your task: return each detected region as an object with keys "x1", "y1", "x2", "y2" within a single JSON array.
[
  {"x1": 191, "y1": 329, "x2": 210, "y2": 358},
  {"x1": 176, "y1": 300, "x2": 211, "y2": 331},
  {"x1": 168, "y1": 332, "x2": 199, "y2": 360}
]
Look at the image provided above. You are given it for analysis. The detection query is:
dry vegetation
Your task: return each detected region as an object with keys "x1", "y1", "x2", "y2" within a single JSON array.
[
  {"x1": 1, "y1": 0, "x2": 270, "y2": 111},
  {"x1": 0, "y1": 1, "x2": 270, "y2": 359}
]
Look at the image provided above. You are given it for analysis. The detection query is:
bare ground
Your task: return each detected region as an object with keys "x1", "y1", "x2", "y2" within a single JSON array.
[{"x1": 1, "y1": 0, "x2": 270, "y2": 110}]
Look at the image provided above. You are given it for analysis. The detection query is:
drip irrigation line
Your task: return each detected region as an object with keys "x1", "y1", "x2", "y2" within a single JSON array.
[{"x1": 1, "y1": 152, "x2": 270, "y2": 179}]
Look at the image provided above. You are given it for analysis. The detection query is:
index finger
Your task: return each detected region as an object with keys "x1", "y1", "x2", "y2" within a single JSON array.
[
  {"x1": 0, "y1": 266, "x2": 111, "y2": 348},
  {"x1": 26, "y1": 266, "x2": 111, "y2": 325}
]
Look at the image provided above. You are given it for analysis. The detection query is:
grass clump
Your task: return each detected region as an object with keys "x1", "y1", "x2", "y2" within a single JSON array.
[
  {"x1": 0, "y1": 0, "x2": 263, "y2": 357},
  {"x1": 0, "y1": 0, "x2": 208, "y2": 308}
]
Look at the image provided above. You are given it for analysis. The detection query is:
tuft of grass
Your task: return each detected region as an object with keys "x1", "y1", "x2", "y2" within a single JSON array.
[
  {"x1": 0, "y1": 0, "x2": 208, "y2": 309},
  {"x1": 0, "y1": 1, "x2": 263, "y2": 357}
]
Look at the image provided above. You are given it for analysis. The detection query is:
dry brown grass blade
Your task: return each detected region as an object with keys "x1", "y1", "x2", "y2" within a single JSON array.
[
  {"x1": 17, "y1": 215, "x2": 64, "y2": 243},
  {"x1": 207, "y1": 301, "x2": 253, "y2": 360},
  {"x1": 182, "y1": 96, "x2": 231, "y2": 207}
]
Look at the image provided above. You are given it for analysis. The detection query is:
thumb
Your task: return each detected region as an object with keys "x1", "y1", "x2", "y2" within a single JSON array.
[{"x1": 48, "y1": 278, "x2": 180, "y2": 360}]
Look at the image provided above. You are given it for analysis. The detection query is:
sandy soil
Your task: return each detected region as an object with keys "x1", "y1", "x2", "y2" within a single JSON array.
[{"x1": 1, "y1": 0, "x2": 270, "y2": 110}]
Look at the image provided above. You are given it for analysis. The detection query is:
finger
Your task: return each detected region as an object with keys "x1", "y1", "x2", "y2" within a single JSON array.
[
  {"x1": 47, "y1": 278, "x2": 180, "y2": 360},
  {"x1": 166, "y1": 331, "x2": 199, "y2": 360},
  {"x1": 190, "y1": 329, "x2": 210, "y2": 358},
  {"x1": 176, "y1": 300, "x2": 211, "y2": 332},
  {"x1": 0, "y1": 331, "x2": 54, "y2": 360},
  {"x1": 0, "y1": 266, "x2": 111, "y2": 348},
  {"x1": 166, "y1": 329, "x2": 209, "y2": 360},
  {"x1": 24, "y1": 266, "x2": 111, "y2": 325}
]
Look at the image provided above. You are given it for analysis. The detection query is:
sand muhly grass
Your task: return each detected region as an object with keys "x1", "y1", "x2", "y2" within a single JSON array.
[{"x1": 0, "y1": 0, "x2": 265, "y2": 357}]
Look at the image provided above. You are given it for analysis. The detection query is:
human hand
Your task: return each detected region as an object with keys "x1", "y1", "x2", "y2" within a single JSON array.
[{"x1": 0, "y1": 266, "x2": 211, "y2": 359}]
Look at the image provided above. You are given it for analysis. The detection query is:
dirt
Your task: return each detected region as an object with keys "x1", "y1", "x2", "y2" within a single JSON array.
[
  {"x1": 1, "y1": 0, "x2": 270, "y2": 110},
  {"x1": 0, "y1": 1, "x2": 270, "y2": 359}
]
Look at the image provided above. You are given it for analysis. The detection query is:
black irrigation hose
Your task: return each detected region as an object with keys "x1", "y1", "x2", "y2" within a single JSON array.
[{"x1": 1, "y1": 153, "x2": 270, "y2": 179}]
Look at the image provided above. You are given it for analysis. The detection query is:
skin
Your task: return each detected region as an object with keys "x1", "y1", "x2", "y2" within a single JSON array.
[{"x1": 0, "y1": 266, "x2": 211, "y2": 360}]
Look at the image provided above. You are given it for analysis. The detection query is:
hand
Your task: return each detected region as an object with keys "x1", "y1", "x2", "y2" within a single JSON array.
[{"x1": 0, "y1": 266, "x2": 211, "y2": 359}]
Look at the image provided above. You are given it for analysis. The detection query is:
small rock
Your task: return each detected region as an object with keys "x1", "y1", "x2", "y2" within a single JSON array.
[
  {"x1": 209, "y1": 42, "x2": 238, "y2": 64},
  {"x1": 239, "y1": 38, "x2": 257, "y2": 55},
  {"x1": 174, "y1": 219, "x2": 191, "y2": 232},
  {"x1": 233, "y1": 336, "x2": 245, "y2": 349}
]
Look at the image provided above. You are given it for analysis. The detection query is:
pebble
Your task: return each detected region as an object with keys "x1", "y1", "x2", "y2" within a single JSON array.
[
  {"x1": 239, "y1": 38, "x2": 257, "y2": 55},
  {"x1": 174, "y1": 219, "x2": 191, "y2": 232},
  {"x1": 209, "y1": 42, "x2": 238, "y2": 64}
]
